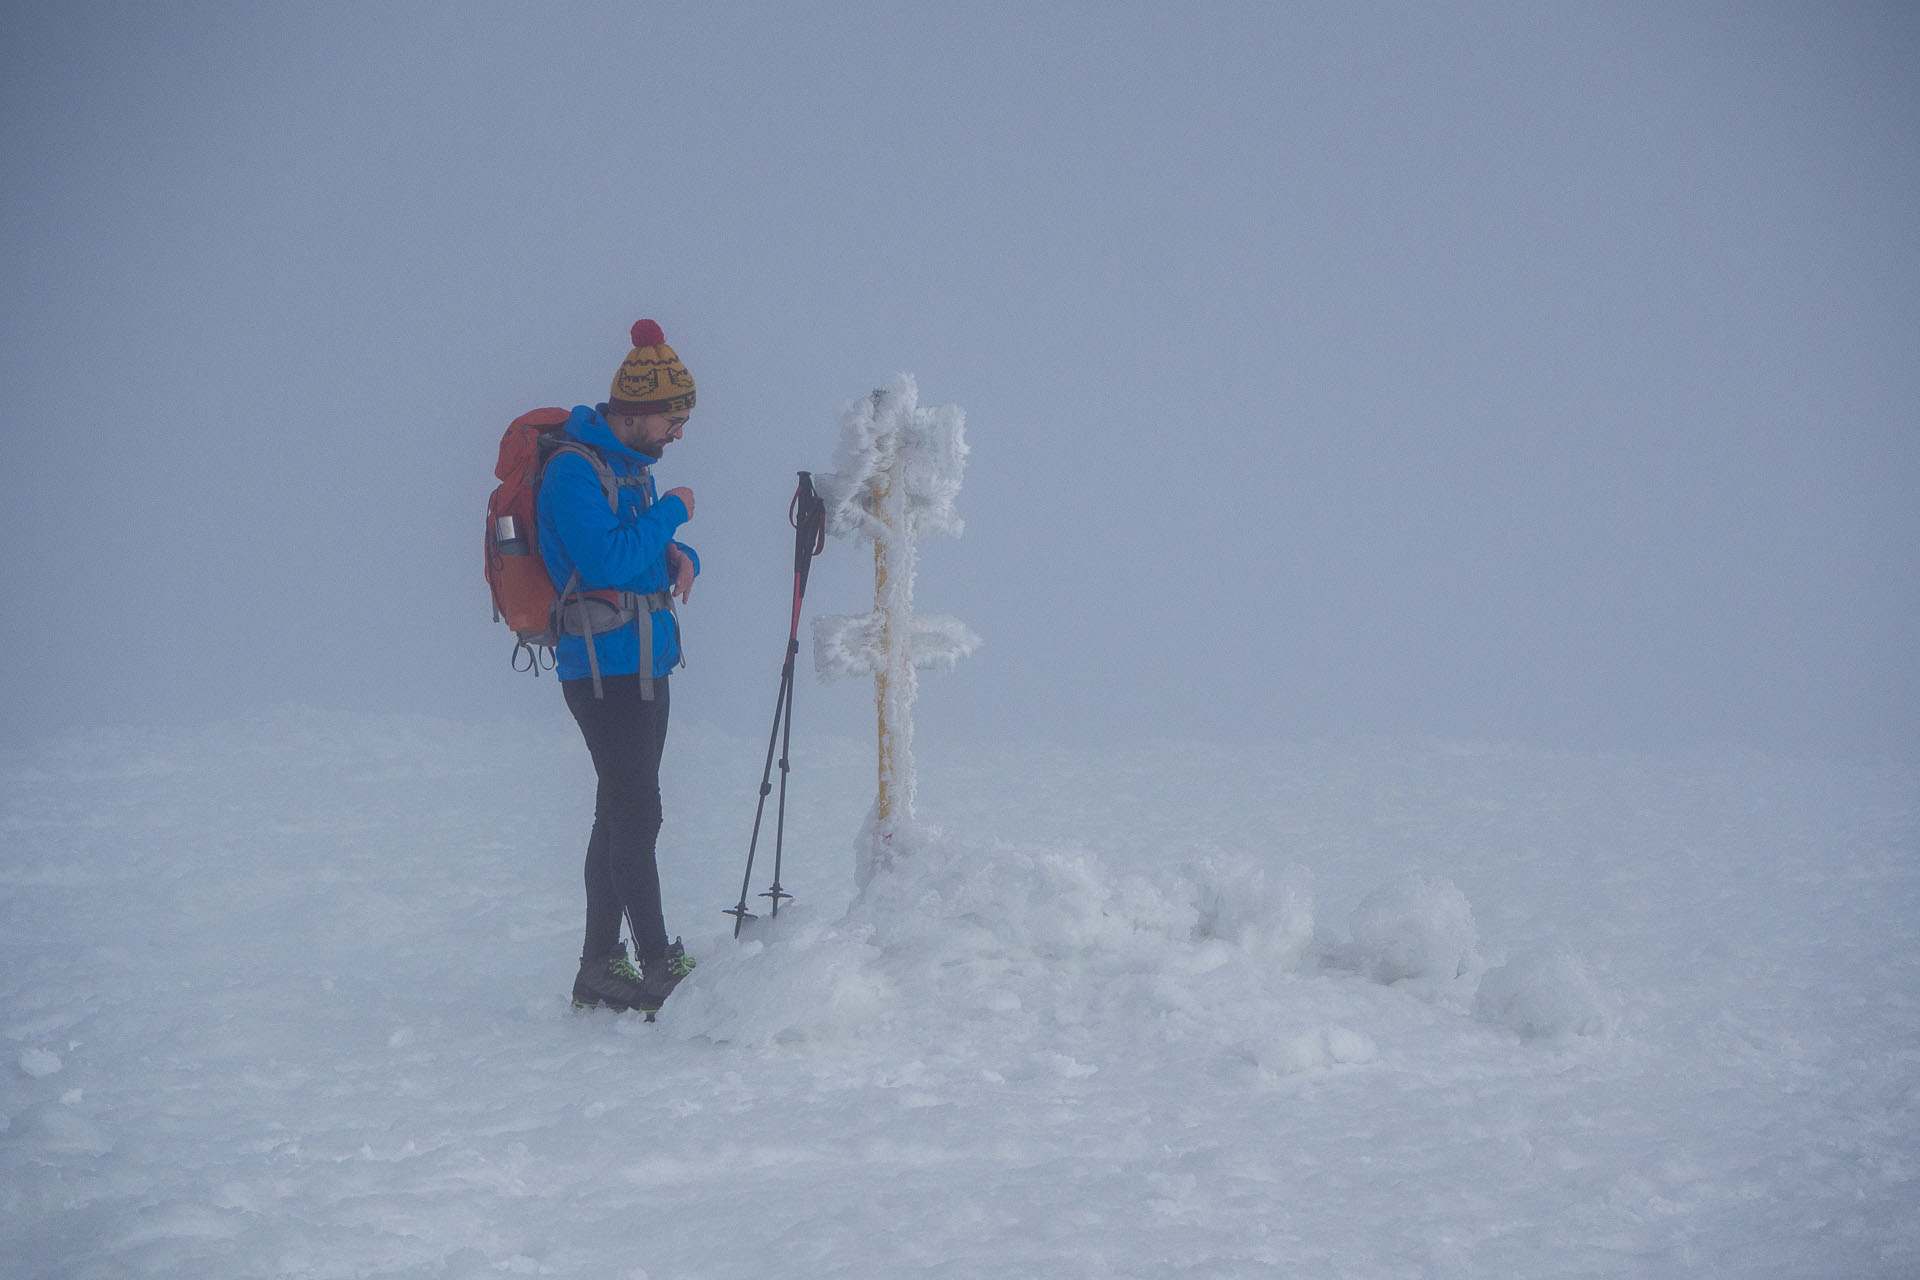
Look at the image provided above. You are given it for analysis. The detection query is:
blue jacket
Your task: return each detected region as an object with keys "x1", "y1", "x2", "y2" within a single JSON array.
[{"x1": 536, "y1": 405, "x2": 698, "y2": 682}]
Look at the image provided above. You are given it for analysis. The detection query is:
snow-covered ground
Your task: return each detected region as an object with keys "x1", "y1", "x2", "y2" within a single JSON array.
[{"x1": 3, "y1": 708, "x2": 1915, "y2": 1278}]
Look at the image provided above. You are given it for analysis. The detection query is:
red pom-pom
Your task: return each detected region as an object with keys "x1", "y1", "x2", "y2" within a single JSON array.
[{"x1": 630, "y1": 318, "x2": 665, "y2": 348}]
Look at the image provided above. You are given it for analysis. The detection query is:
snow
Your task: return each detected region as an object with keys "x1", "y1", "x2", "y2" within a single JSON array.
[
  {"x1": 811, "y1": 373, "x2": 968, "y2": 545},
  {"x1": 3, "y1": 709, "x2": 1918, "y2": 1277}
]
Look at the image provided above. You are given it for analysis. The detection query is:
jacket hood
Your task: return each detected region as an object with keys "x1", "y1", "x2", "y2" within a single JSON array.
[{"x1": 566, "y1": 404, "x2": 657, "y2": 465}]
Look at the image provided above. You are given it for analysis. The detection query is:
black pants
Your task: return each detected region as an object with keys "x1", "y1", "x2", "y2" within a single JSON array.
[{"x1": 563, "y1": 673, "x2": 672, "y2": 964}]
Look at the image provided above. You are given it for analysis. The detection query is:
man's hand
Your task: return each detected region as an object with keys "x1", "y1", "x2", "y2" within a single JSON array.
[
  {"x1": 664, "y1": 486, "x2": 695, "y2": 519},
  {"x1": 666, "y1": 543, "x2": 695, "y2": 603}
]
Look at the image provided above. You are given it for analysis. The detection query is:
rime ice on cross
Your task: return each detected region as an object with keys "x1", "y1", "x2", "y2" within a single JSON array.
[{"x1": 812, "y1": 374, "x2": 979, "y2": 889}]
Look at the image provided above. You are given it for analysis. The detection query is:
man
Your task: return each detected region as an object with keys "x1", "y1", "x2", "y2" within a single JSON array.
[{"x1": 539, "y1": 318, "x2": 701, "y2": 1015}]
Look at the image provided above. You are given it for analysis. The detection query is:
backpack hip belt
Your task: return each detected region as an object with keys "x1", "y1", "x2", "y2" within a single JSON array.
[{"x1": 556, "y1": 582, "x2": 678, "y2": 701}]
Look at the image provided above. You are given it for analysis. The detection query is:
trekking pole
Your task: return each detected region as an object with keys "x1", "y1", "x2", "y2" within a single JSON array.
[{"x1": 726, "y1": 473, "x2": 828, "y2": 937}]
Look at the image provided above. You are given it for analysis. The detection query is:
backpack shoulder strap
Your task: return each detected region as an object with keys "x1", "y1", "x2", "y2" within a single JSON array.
[{"x1": 540, "y1": 439, "x2": 630, "y2": 513}]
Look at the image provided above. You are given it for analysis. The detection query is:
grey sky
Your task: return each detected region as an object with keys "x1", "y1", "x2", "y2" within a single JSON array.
[{"x1": 4, "y1": 1, "x2": 1915, "y2": 756}]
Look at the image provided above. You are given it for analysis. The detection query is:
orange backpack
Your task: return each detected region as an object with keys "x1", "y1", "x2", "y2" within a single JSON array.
[{"x1": 485, "y1": 408, "x2": 660, "y2": 692}]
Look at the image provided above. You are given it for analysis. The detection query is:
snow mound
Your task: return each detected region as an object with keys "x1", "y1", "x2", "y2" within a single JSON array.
[
  {"x1": 1253, "y1": 1025, "x2": 1380, "y2": 1079},
  {"x1": 1348, "y1": 873, "x2": 1478, "y2": 989},
  {"x1": 664, "y1": 834, "x2": 1316, "y2": 1053},
  {"x1": 17, "y1": 1048, "x2": 62, "y2": 1078},
  {"x1": 1185, "y1": 853, "x2": 1317, "y2": 973},
  {"x1": 1475, "y1": 948, "x2": 1620, "y2": 1040}
]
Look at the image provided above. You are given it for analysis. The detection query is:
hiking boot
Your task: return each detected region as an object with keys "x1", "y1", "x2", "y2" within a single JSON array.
[
  {"x1": 638, "y1": 937, "x2": 696, "y2": 1010},
  {"x1": 571, "y1": 943, "x2": 650, "y2": 1012}
]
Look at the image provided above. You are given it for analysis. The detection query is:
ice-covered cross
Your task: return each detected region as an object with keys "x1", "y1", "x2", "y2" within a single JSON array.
[{"x1": 812, "y1": 374, "x2": 980, "y2": 888}]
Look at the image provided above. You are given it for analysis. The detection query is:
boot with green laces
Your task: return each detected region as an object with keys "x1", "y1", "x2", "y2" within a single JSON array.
[
  {"x1": 571, "y1": 942, "x2": 651, "y2": 1012},
  {"x1": 637, "y1": 938, "x2": 696, "y2": 1012}
]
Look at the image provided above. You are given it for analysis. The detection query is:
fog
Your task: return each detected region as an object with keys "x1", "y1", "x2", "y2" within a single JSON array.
[{"x1": 5, "y1": 1, "x2": 1916, "y2": 758}]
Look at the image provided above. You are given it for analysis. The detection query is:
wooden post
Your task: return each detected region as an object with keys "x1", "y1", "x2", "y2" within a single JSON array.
[
  {"x1": 811, "y1": 374, "x2": 974, "y2": 889},
  {"x1": 873, "y1": 463, "x2": 894, "y2": 826}
]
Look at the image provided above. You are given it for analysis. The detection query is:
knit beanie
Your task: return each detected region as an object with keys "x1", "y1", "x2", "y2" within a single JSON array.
[{"x1": 608, "y1": 319, "x2": 696, "y2": 415}]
